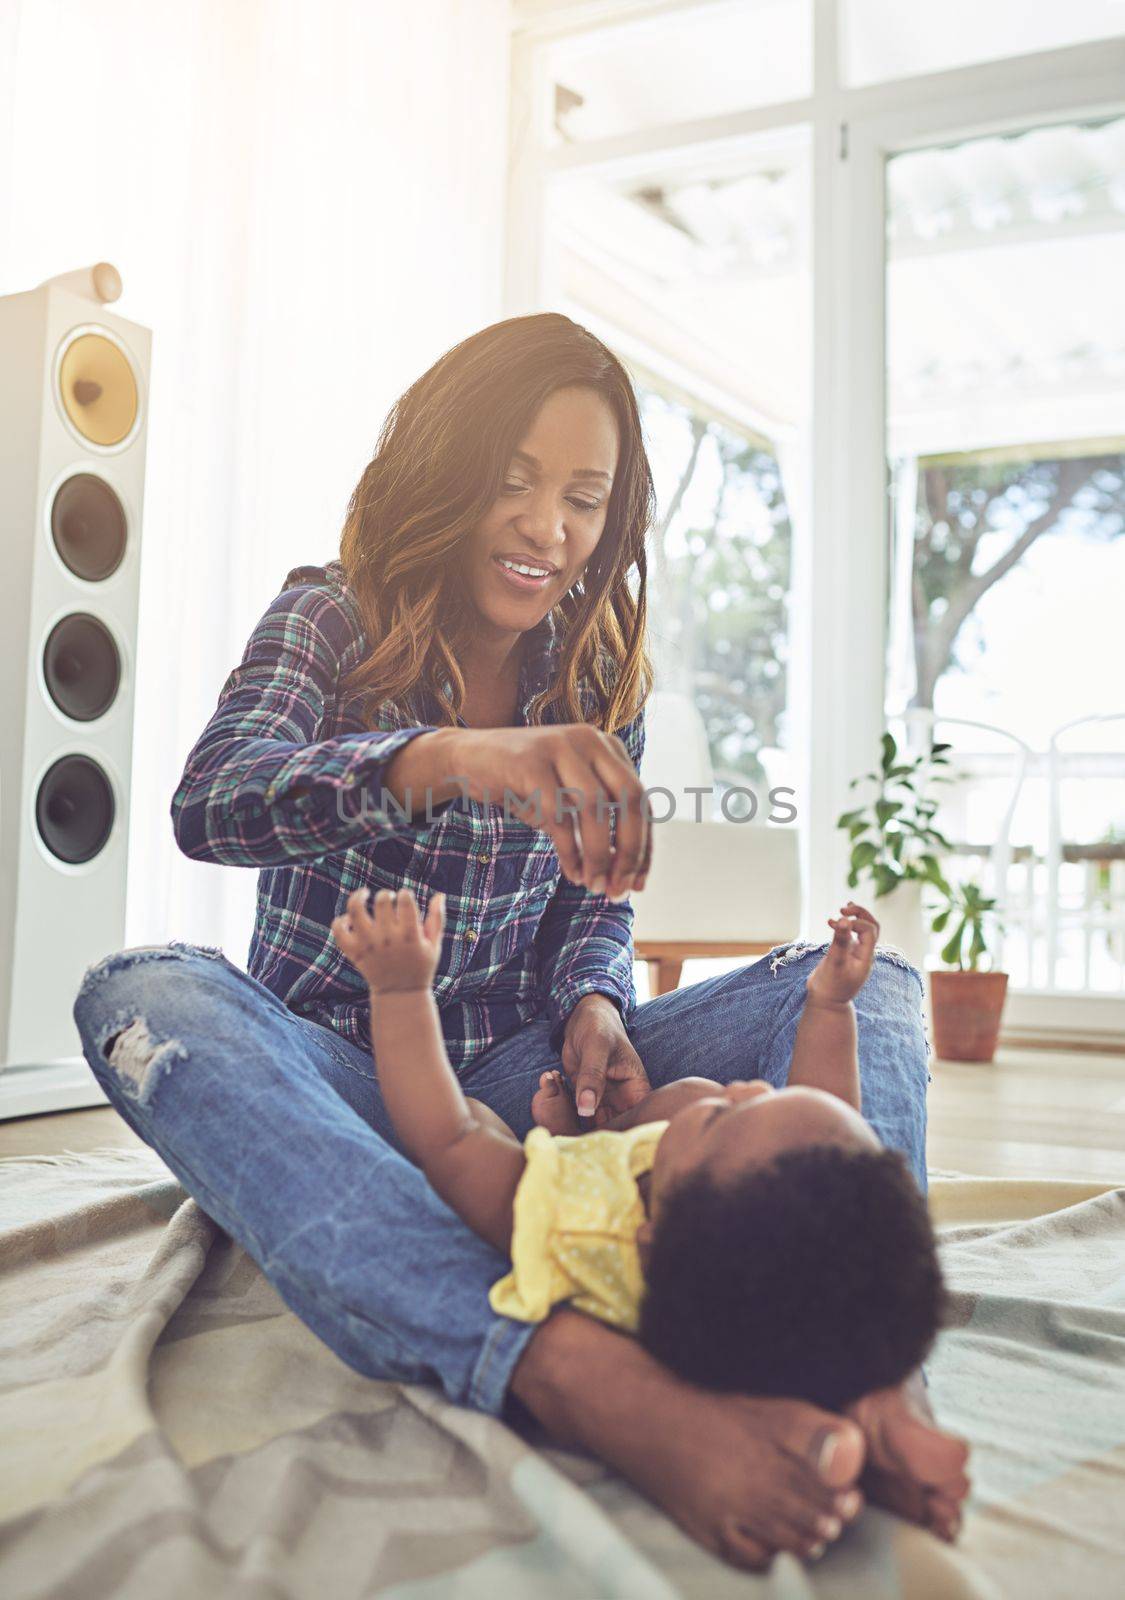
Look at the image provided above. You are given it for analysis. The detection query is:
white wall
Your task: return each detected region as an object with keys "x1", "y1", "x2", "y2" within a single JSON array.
[{"x1": 0, "y1": 0, "x2": 512, "y2": 960}]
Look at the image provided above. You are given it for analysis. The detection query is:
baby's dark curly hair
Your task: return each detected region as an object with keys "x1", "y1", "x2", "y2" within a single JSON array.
[{"x1": 638, "y1": 1144, "x2": 946, "y2": 1410}]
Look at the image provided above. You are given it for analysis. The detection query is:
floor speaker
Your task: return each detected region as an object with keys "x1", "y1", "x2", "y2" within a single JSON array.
[{"x1": 0, "y1": 263, "x2": 151, "y2": 1117}]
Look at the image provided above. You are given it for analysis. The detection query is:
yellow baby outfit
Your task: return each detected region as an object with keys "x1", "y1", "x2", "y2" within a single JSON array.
[{"x1": 488, "y1": 1119, "x2": 670, "y2": 1333}]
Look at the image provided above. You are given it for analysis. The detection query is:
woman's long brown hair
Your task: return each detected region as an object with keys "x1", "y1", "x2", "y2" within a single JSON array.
[{"x1": 337, "y1": 312, "x2": 655, "y2": 736}]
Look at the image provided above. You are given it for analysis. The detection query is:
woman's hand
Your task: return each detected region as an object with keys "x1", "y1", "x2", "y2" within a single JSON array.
[
  {"x1": 561, "y1": 993, "x2": 652, "y2": 1121},
  {"x1": 460, "y1": 724, "x2": 652, "y2": 898},
  {"x1": 389, "y1": 723, "x2": 652, "y2": 897}
]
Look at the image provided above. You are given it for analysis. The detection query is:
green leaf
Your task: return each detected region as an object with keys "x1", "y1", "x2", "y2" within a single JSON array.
[
  {"x1": 872, "y1": 864, "x2": 903, "y2": 896},
  {"x1": 940, "y1": 921, "x2": 966, "y2": 968},
  {"x1": 875, "y1": 799, "x2": 904, "y2": 827},
  {"x1": 896, "y1": 819, "x2": 927, "y2": 838},
  {"x1": 851, "y1": 840, "x2": 879, "y2": 871},
  {"x1": 917, "y1": 853, "x2": 951, "y2": 893},
  {"x1": 880, "y1": 731, "x2": 898, "y2": 774},
  {"x1": 931, "y1": 908, "x2": 951, "y2": 932}
]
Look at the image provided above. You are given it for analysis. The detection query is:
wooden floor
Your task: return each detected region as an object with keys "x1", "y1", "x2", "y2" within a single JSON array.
[
  {"x1": 926, "y1": 1044, "x2": 1125, "y2": 1184},
  {"x1": 2, "y1": 1045, "x2": 1122, "y2": 1183}
]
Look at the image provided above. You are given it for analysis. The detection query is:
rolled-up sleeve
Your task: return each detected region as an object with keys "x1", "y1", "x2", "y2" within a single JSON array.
[
  {"x1": 170, "y1": 581, "x2": 457, "y2": 867},
  {"x1": 534, "y1": 708, "x2": 645, "y2": 1052}
]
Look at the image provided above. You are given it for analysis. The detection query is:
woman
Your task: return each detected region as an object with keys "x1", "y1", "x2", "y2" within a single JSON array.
[{"x1": 73, "y1": 314, "x2": 968, "y2": 1571}]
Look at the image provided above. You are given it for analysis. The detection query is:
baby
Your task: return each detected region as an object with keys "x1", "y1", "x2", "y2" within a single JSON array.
[{"x1": 331, "y1": 893, "x2": 946, "y2": 1412}]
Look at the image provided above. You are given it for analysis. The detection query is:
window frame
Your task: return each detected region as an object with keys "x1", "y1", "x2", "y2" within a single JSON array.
[{"x1": 506, "y1": 0, "x2": 1125, "y2": 1031}]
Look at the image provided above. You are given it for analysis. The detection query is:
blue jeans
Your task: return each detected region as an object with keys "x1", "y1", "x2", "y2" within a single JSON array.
[{"x1": 72, "y1": 938, "x2": 928, "y2": 1418}]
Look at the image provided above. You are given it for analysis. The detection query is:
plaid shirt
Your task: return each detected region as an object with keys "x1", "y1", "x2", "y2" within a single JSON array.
[{"x1": 171, "y1": 560, "x2": 644, "y2": 1072}]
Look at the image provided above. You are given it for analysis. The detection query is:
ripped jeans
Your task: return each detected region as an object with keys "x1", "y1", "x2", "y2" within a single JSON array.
[{"x1": 71, "y1": 937, "x2": 929, "y2": 1417}]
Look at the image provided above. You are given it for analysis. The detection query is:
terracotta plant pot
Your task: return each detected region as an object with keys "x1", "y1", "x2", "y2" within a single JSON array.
[{"x1": 929, "y1": 970, "x2": 1009, "y2": 1063}]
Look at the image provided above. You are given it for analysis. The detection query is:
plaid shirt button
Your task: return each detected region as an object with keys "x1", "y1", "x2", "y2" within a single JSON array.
[
  {"x1": 477, "y1": 851, "x2": 490, "y2": 863},
  {"x1": 464, "y1": 928, "x2": 478, "y2": 941},
  {"x1": 265, "y1": 783, "x2": 276, "y2": 803}
]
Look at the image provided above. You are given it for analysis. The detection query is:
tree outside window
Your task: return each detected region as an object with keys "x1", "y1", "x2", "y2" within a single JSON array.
[{"x1": 638, "y1": 383, "x2": 794, "y2": 801}]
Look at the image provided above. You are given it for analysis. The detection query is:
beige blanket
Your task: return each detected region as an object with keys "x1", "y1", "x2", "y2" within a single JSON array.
[{"x1": 1, "y1": 1148, "x2": 1122, "y2": 1599}]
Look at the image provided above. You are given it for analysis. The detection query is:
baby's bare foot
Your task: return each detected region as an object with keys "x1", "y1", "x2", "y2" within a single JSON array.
[
  {"x1": 847, "y1": 1375, "x2": 971, "y2": 1541},
  {"x1": 531, "y1": 1070, "x2": 581, "y2": 1135}
]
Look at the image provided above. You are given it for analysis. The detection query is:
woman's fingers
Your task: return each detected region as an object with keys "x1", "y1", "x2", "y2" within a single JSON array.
[
  {"x1": 554, "y1": 731, "x2": 648, "y2": 893},
  {"x1": 594, "y1": 735, "x2": 650, "y2": 894},
  {"x1": 479, "y1": 724, "x2": 649, "y2": 893},
  {"x1": 554, "y1": 741, "x2": 615, "y2": 891},
  {"x1": 504, "y1": 779, "x2": 587, "y2": 885}
]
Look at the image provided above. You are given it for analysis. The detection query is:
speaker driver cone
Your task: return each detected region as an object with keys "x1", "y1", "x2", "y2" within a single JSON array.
[
  {"x1": 35, "y1": 755, "x2": 115, "y2": 865},
  {"x1": 57, "y1": 331, "x2": 138, "y2": 447},
  {"x1": 44, "y1": 613, "x2": 121, "y2": 722},
  {"x1": 51, "y1": 473, "x2": 127, "y2": 581}
]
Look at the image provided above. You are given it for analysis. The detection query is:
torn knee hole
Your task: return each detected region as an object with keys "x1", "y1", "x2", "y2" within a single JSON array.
[{"x1": 102, "y1": 1017, "x2": 188, "y2": 1096}]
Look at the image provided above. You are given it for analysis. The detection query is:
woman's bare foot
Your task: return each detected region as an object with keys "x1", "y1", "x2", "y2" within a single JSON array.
[
  {"x1": 531, "y1": 1069, "x2": 582, "y2": 1135},
  {"x1": 510, "y1": 1310, "x2": 868, "y2": 1570},
  {"x1": 847, "y1": 1372, "x2": 971, "y2": 1541}
]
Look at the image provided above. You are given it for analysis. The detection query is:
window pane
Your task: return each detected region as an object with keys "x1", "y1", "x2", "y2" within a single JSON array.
[
  {"x1": 546, "y1": 0, "x2": 811, "y2": 146},
  {"x1": 844, "y1": 0, "x2": 1125, "y2": 86},
  {"x1": 638, "y1": 384, "x2": 796, "y2": 810},
  {"x1": 545, "y1": 127, "x2": 811, "y2": 817},
  {"x1": 884, "y1": 119, "x2": 1125, "y2": 993}
]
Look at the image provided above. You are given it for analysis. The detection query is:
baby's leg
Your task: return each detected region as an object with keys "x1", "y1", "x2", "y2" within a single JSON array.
[
  {"x1": 463, "y1": 1096, "x2": 523, "y2": 1146},
  {"x1": 532, "y1": 1072, "x2": 726, "y2": 1136}
]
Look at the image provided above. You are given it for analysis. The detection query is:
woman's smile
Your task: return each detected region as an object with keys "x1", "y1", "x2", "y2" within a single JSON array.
[{"x1": 491, "y1": 553, "x2": 558, "y2": 593}]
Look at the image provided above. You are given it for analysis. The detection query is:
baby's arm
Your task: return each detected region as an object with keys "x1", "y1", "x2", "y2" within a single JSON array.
[
  {"x1": 786, "y1": 903, "x2": 879, "y2": 1112},
  {"x1": 331, "y1": 887, "x2": 525, "y2": 1255}
]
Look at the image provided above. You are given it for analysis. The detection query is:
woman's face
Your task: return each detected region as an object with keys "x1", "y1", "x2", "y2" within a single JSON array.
[{"x1": 462, "y1": 385, "x2": 619, "y2": 639}]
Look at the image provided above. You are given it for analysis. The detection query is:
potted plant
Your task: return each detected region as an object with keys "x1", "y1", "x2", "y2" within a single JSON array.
[
  {"x1": 836, "y1": 732, "x2": 957, "y2": 970},
  {"x1": 928, "y1": 880, "x2": 1008, "y2": 1062}
]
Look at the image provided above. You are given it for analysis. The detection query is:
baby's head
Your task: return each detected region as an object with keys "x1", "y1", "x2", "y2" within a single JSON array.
[{"x1": 636, "y1": 1083, "x2": 946, "y2": 1409}]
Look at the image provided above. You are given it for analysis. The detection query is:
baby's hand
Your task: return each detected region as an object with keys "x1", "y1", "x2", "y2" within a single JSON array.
[
  {"x1": 331, "y1": 886, "x2": 446, "y2": 994},
  {"x1": 805, "y1": 901, "x2": 879, "y2": 1005}
]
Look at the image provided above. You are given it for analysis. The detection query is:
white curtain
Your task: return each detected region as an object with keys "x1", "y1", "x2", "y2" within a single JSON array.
[{"x1": 0, "y1": 0, "x2": 512, "y2": 963}]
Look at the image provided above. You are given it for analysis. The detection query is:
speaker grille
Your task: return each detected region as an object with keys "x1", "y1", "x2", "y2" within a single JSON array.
[
  {"x1": 35, "y1": 755, "x2": 116, "y2": 865},
  {"x1": 51, "y1": 473, "x2": 127, "y2": 581},
  {"x1": 57, "y1": 331, "x2": 139, "y2": 447},
  {"x1": 44, "y1": 613, "x2": 121, "y2": 722}
]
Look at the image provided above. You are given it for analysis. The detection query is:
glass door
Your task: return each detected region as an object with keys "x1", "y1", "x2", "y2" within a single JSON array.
[{"x1": 884, "y1": 116, "x2": 1125, "y2": 998}]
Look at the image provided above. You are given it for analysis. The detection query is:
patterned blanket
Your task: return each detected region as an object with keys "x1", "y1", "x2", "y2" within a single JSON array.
[{"x1": 1, "y1": 1148, "x2": 1122, "y2": 1598}]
